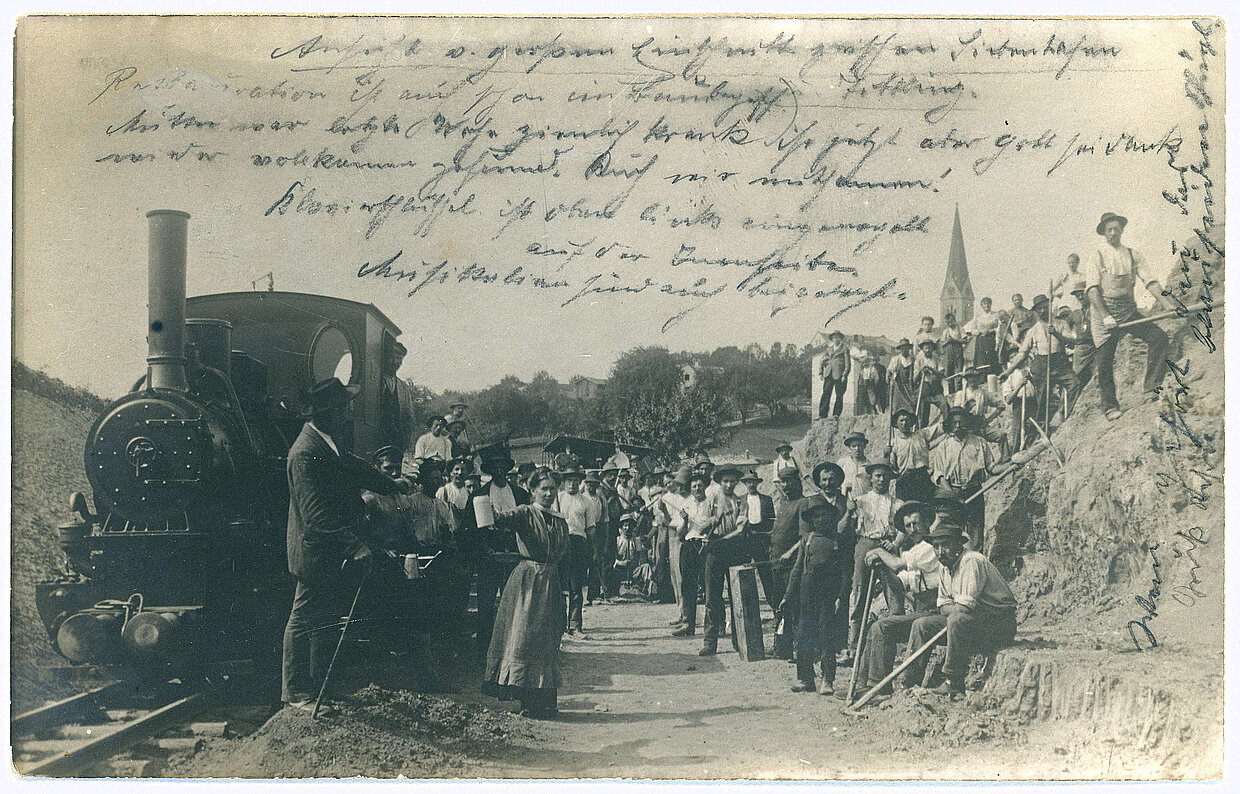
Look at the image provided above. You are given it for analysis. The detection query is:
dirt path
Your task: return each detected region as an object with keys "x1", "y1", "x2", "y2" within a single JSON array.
[{"x1": 454, "y1": 600, "x2": 1053, "y2": 780}]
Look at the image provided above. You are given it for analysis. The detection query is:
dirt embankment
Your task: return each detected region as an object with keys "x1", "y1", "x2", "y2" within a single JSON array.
[{"x1": 11, "y1": 387, "x2": 109, "y2": 713}]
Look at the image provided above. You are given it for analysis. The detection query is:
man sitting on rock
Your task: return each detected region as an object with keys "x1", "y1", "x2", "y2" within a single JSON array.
[{"x1": 904, "y1": 517, "x2": 1018, "y2": 700}]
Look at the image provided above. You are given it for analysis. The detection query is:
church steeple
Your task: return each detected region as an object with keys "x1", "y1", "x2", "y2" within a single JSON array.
[{"x1": 940, "y1": 205, "x2": 974, "y2": 326}]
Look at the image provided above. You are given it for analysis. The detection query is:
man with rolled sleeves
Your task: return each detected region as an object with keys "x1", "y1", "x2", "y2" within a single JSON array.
[
  {"x1": 930, "y1": 407, "x2": 995, "y2": 552},
  {"x1": 282, "y1": 378, "x2": 400, "y2": 711},
  {"x1": 1086, "y1": 212, "x2": 1174, "y2": 421},
  {"x1": 903, "y1": 518, "x2": 1018, "y2": 699},
  {"x1": 672, "y1": 472, "x2": 720, "y2": 638},
  {"x1": 699, "y1": 466, "x2": 746, "y2": 656},
  {"x1": 844, "y1": 462, "x2": 904, "y2": 649},
  {"x1": 836, "y1": 432, "x2": 871, "y2": 497}
]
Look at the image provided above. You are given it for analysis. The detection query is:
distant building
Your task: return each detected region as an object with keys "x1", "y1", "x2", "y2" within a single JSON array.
[
  {"x1": 680, "y1": 363, "x2": 698, "y2": 391},
  {"x1": 940, "y1": 205, "x2": 975, "y2": 326},
  {"x1": 565, "y1": 375, "x2": 605, "y2": 401}
]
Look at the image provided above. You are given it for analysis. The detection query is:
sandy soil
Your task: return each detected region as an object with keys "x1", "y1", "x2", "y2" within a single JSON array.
[{"x1": 167, "y1": 596, "x2": 1220, "y2": 781}]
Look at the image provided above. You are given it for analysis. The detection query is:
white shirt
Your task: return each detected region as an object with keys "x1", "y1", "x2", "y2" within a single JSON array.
[
  {"x1": 897, "y1": 541, "x2": 943, "y2": 591},
  {"x1": 436, "y1": 482, "x2": 469, "y2": 510},
  {"x1": 556, "y1": 491, "x2": 591, "y2": 538},
  {"x1": 414, "y1": 431, "x2": 452, "y2": 461},
  {"x1": 746, "y1": 494, "x2": 764, "y2": 524},
  {"x1": 307, "y1": 421, "x2": 339, "y2": 457},
  {"x1": 488, "y1": 482, "x2": 517, "y2": 514},
  {"x1": 1085, "y1": 242, "x2": 1156, "y2": 297},
  {"x1": 964, "y1": 310, "x2": 1002, "y2": 335},
  {"x1": 855, "y1": 490, "x2": 902, "y2": 541},
  {"x1": 836, "y1": 454, "x2": 869, "y2": 496}
]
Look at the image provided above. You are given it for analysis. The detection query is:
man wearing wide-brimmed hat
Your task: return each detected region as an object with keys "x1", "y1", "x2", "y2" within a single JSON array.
[
  {"x1": 913, "y1": 338, "x2": 945, "y2": 427},
  {"x1": 282, "y1": 378, "x2": 401, "y2": 712},
  {"x1": 930, "y1": 407, "x2": 995, "y2": 552},
  {"x1": 1002, "y1": 293, "x2": 1080, "y2": 423},
  {"x1": 698, "y1": 465, "x2": 747, "y2": 656},
  {"x1": 904, "y1": 517, "x2": 1017, "y2": 699},
  {"x1": 819, "y1": 329, "x2": 851, "y2": 419},
  {"x1": 1085, "y1": 212, "x2": 1174, "y2": 421},
  {"x1": 554, "y1": 464, "x2": 592, "y2": 637},
  {"x1": 738, "y1": 468, "x2": 777, "y2": 606},
  {"x1": 887, "y1": 338, "x2": 918, "y2": 417}
]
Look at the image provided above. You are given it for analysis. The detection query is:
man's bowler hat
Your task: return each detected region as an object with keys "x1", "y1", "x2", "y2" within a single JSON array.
[
  {"x1": 843, "y1": 432, "x2": 869, "y2": 448},
  {"x1": 812, "y1": 461, "x2": 844, "y2": 484}
]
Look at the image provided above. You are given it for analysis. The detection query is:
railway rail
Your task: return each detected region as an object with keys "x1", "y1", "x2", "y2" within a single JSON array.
[{"x1": 12, "y1": 677, "x2": 224, "y2": 776}]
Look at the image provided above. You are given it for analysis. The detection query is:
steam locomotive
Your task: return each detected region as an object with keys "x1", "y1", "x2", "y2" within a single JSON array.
[{"x1": 35, "y1": 211, "x2": 410, "y2": 675}]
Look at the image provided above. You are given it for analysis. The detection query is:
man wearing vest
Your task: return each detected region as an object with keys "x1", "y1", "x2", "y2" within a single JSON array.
[
  {"x1": 819, "y1": 330, "x2": 851, "y2": 419},
  {"x1": 1086, "y1": 212, "x2": 1174, "y2": 421}
]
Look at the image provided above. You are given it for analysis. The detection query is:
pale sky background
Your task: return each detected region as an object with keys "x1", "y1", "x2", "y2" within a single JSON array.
[{"x1": 13, "y1": 15, "x2": 1219, "y2": 398}]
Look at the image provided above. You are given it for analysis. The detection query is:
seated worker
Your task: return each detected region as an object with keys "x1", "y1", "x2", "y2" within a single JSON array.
[
  {"x1": 780, "y1": 499, "x2": 846, "y2": 695},
  {"x1": 900, "y1": 517, "x2": 1018, "y2": 700},
  {"x1": 613, "y1": 512, "x2": 653, "y2": 598},
  {"x1": 930, "y1": 407, "x2": 996, "y2": 552}
]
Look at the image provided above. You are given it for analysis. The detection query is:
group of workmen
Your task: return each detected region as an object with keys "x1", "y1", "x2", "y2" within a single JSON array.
[
  {"x1": 280, "y1": 210, "x2": 1181, "y2": 714},
  {"x1": 820, "y1": 211, "x2": 1178, "y2": 436}
]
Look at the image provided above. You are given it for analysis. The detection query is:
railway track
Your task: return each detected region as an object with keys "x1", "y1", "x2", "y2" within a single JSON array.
[{"x1": 12, "y1": 677, "x2": 223, "y2": 776}]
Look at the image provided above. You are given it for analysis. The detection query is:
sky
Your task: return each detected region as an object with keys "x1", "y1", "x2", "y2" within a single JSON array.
[{"x1": 12, "y1": 15, "x2": 1218, "y2": 398}]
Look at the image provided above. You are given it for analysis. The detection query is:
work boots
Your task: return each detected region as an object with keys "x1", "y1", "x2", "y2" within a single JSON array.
[{"x1": 791, "y1": 657, "x2": 817, "y2": 692}]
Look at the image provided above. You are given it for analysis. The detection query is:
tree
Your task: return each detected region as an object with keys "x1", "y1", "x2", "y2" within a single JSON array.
[{"x1": 604, "y1": 347, "x2": 725, "y2": 461}]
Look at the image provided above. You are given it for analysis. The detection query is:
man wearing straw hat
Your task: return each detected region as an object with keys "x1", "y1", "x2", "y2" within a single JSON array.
[
  {"x1": 282, "y1": 378, "x2": 400, "y2": 712},
  {"x1": 1085, "y1": 212, "x2": 1174, "y2": 421}
]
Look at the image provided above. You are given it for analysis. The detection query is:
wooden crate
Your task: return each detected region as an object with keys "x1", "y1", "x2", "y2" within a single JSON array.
[{"x1": 727, "y1": 564, "x2": 766, "y2": 662}]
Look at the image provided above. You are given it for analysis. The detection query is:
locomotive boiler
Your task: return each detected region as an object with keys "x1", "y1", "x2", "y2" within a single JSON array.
[{"x1": 35, "y1": 210, "x2": 410, "y2": 675}]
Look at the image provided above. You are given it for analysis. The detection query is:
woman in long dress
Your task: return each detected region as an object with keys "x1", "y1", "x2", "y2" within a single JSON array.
[{"x1": 482, "y1": 473, "x2": 569, "y2": 718}]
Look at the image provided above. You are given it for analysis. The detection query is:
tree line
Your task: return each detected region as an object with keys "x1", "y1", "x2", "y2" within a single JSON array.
[{"x1": 412, "y1": 342, "x2": 812, "y2": 462}]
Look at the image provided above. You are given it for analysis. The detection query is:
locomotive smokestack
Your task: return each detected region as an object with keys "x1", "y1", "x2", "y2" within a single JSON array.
[{"x1": 145, "y1": 209, "x2": 191, "y2": 391}]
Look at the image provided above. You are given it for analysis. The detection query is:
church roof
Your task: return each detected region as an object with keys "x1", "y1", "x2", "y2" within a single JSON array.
[{"x1": 942, "y1": 205, "x2": 974, "y2": 298}]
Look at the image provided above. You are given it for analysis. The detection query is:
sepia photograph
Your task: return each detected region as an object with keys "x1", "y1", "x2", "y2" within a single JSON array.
[{"x1": 9, "y1": 11, "x2": 1226, "y2": 782}]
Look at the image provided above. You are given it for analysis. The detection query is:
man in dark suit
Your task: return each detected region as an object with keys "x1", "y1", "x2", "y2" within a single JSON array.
[{"x1": 282, "y1": 378, "x2": 399, "y2": 712}]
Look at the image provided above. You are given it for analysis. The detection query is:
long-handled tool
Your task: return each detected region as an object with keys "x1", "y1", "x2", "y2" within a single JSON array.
[
  {"x1": 313, "y1": 565, "x2": 371, "y2": 720},
  {"x1": 843, "y1": 625, "x2": 949, "y2": 714},
  {"x1": 963, "y1": 440, "x2": 1051, "y2": 505},
  {"x1": 1026, "y1": 415, "x2": 1066, "y2": 468},
  {"x1": 844, "y1": 567, "x2": 878, "y2": 705},
  {"x1": 1045, "y1": 280, "x2": 1054, "y2": 436},
  {"x1": 1114, "y1": 300, "x2": 1221, "y2": 331}
]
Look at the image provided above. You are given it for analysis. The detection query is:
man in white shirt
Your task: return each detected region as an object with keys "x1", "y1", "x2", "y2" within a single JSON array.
[
  {"x1": 660, "y1": 471, "x2": 690, "y2": 620},
  {"x1": 904, "y1": 519, "x2": 1018, "y2": 699},
  {"x1": 435, "y1": 458, "x2": 472, "y2": 510},
  {"x1": 413, "y1": 416, "x2": 453, "y2": 462},
  {"x1": 845, "y1": 463, "x2": 903, "y2": 648},
  {"x1": 836, "y1": 433, "x2": 870, "y2": 497},
  {"x1": 672, "y1": 473, "x2": 720, "y2": 637},
  {"x1": 963, "y1": 297, "x2": 1002, "y2": 369},
  {"x1": 930, "y1": 407, "x2": 995, "y2": 552},
  {"x1": 1085, "y1": 212, "x2": 1174, "y2": 420},
  {"x1": 1002, "y1": 293, "x2": 1079, "y2": 424},
  {"x1": 556, "y1": 467, "x2": 592, "y2": 637}
]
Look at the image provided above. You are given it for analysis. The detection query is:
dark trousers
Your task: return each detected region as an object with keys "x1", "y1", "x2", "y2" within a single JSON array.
[
  {"x1": 943, "y1": 343, "x2": 964, "y2": 393},
  {"x1": 849, "y1": 539, "x2": 904, "y2": 643},
  {"x1": 771, "y1": 557, "x2": 795, "y2": 657},
  {"x1": 793, "y1": 564, "x2": 847, "y2": 684},
  {"x1": 678, "y1": 539, "x2": 705, "y2": 629},
  {"x1": 1030, "y1": 353, "x2": 1080, "y2": 423},
  {"x1": 282, "y1": 577, "x2": 352, "y2": 704},
  {"x1": 476, "y1": 556, "x2": 517, "y2": 654},
  {"x1": 653, "y1": 525, "x2": 674, "y2": 603},
  {"x1": 907, "y1": 608, "x2": 1017, "y2": 682},
  {"x1": 1095, "y1": 298, "x2": 1169, "y2": 413},
  {"x1": 936, "y1": 485, "x2": 986, "y2": 552},
  {"x1": 562, "y1": 534, "x2": 590, "y2": 632},
  {"x1": 747, "y1": 531, "x2": 775, "y2": 610},
  {"x1": 819, "y1": 375, "x2": 847, "y2": 418},
  {"x1": 863, "y1": 611, "x2": 936, "y2": 687},
  {"x1": 703, "y1": 537, "x2": 747, "y2": 646}
]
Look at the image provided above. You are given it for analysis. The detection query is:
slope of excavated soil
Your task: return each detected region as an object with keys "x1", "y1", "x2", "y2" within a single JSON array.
[{"x1": 11, "y1": 388, "x2": 113, "y2": 713}]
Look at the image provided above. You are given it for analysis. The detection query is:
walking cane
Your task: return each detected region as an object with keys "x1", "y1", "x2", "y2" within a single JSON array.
[
  {"x1": 845, "y1": 567, "x2": 879, "y2": 705},
  {"x1": 1018, "y1": 395, "x2": 1026, "y2": 451},
  {"x1": 844, "y1": 625, "x2": 949, "y2": 714},
  {"x1": 313, "y1": 560, "x2": 371, "y2": 720},
  {"x1": 914, "y1": 374, "x2": 925, "y2": 427}
]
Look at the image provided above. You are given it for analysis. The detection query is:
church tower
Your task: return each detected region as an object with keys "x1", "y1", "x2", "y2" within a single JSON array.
[{"x1": 940, "y1": 205, "x2": 974, "y2": 326}]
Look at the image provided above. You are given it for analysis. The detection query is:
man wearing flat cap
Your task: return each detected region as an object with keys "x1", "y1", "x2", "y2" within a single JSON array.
[
  {"x1": 819, "y1": 329, "x2": 851, "y2": 419},
  {"x1": 903, "y1": 518, "x2": 1017, "y2": 699},
  {"x1": 837, "y1": 433, "x2": 871, "y2": 497},
  {"x1": 282, "y1": 378, "x2": 401, "y2": 711},
  {"x1": 1086, "y1": 212, "x2": 1174, "y2": 421}
]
